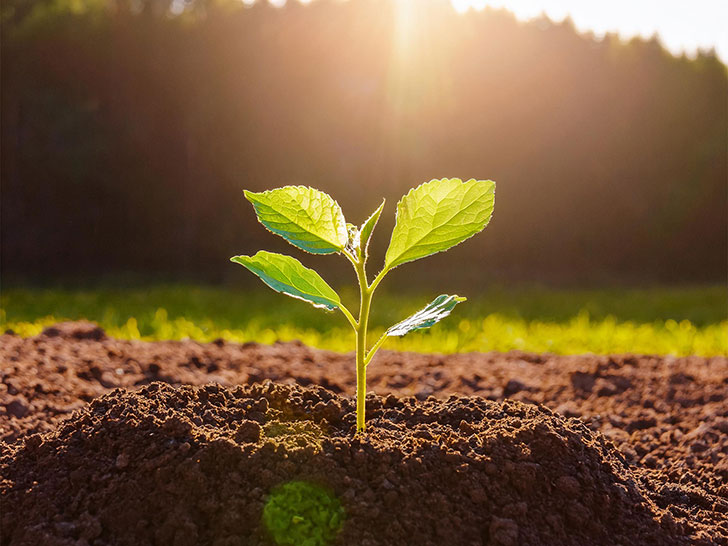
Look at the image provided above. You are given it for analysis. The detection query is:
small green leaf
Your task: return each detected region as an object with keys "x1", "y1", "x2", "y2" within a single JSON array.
[
  {"x1": 384, "y1": 178, "x2": 495, "y2": 270},
  {"x1": 358, "y1": 200, "x2": 385, "y2": 259},
  {"x1": 386, "y1": 294, "x2": 466, "y2": 337},
  {"x1": 244, "y1": 186, "x2": 348, "y2": 254},
  {"x1": 230, "y1": 251, "x2": 341, "y2": 310}
]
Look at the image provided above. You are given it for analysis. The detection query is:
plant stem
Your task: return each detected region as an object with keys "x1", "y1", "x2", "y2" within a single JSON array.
[
  {"x1": 337, "y1": 304, "x2": 358, "y2": 330},
  {"x1": 354, "y1": 258, "x2": 371, "y2": 432},
  {"x1": 364, "y1": 331, "x2": 388, "y2": 366}
]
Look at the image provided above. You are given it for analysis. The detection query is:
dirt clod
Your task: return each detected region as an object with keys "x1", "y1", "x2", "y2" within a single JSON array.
[
  {"x1": 41, "y1": 321, "x2": 106, "y2": 341},
  {"x1": 490, "y1": 517, "x2": 520, "y2": 546},
  {"x1": 4, "y1": 397, "x2": 29, "y2": 418}
]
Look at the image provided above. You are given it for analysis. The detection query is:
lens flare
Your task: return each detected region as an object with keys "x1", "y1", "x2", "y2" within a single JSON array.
[{"x1": 263, "y1": 481, "x2": 345, "y2": 546}]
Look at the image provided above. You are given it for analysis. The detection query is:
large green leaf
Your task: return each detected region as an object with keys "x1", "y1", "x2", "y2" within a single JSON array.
[
  {"x1": 386, "y1": 294, "x2": 466, "y2": 337},
  {"x1": 384, "y1": 178, "x2": 495, "y2": 270},
  {"x1": 230, "y1": 251, "x2": 341, "y2": 310},
  {"x1": 358, "y1": 199, "x2": 385, "y2": 259},
  {"x1": 244, "y1": 186, "x2": 348, "y2": 254}
]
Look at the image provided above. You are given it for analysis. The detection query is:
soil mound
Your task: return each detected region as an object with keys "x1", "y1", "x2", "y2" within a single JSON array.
[{"x1": 2, "y1": 382, "x2": 681, "y2": 546}]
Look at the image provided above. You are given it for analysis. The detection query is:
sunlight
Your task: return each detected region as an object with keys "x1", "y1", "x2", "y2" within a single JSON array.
[
  {"x1": 451, "y1": 0, "x2": 486, "y2": 13},
  {"x1": 235, "y1": 0, "x2": 725, "y2": 60},
  {"x1": 386, "y1": 0, "x2": 453, "y2": 118},
  {"x1": 393, "y1": 0, "x2": 417, "y2": 58},
  {"x1": 450, "y1": 0, "x2": 727, "y2": 60}
]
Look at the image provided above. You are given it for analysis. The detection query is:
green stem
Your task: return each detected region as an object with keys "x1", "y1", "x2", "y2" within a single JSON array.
[
  {"x1": 354, "y1": 259, "x2": 371, "y2": 432},
  {"x1": 344, "y1": 248, "x2": 388, "y2": 432},
  {"x1": 364, "y1": 331, "x2": 388, "y2": 366},
  {"x1": 337, "y1": 304, "x2": 358, "y2": 330},
  {"x1": 369, "y1": 267, "x2": 388, "y2": 293}
]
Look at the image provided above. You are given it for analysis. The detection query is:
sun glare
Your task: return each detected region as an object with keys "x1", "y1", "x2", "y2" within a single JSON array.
[
  {"x1": 246, "y1": 0, "x2": 725, "y2": 61},
  {"x1": 451, "y1": 0, "x2": 487, "y2": 13},
  {"x1": 448, "y1": 0, "x2": 727, "y2": 60}
]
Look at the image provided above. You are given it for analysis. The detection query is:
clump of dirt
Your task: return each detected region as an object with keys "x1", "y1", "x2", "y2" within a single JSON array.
[{"x1": 2, "y1": 381, "x2": 681, "y2": 546}]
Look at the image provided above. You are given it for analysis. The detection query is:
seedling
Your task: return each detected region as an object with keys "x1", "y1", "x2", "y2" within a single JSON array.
[{"x1": 232, "y1": 178, "x2": 495, "y2": 431}]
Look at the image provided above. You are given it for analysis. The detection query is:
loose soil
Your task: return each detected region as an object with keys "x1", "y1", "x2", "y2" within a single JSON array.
[{"x1": 1, "y1": 322, "x2": 727, "y2": 545}]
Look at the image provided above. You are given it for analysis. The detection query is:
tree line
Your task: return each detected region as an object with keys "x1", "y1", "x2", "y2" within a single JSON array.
[{"x1": 2, "y1": 0, "x2": 726, "y2": 286}]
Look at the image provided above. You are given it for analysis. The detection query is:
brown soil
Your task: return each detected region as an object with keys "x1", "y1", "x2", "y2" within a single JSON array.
[{"x1": 1, "y1": 322, "x2": 727, "y2": 545}]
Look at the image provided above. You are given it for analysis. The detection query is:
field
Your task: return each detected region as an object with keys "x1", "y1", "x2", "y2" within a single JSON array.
[
  {"x1": 3, "y1": 284, "x2": 728, "y2": 545},
  {"x1": 2, "y1": 284, "x2": 726, "y2": 356}
]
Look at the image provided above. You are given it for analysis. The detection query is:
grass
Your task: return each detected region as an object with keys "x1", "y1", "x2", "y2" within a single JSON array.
[{"x1": 1, "y1": 284, "x2": 726, "y2": 357}]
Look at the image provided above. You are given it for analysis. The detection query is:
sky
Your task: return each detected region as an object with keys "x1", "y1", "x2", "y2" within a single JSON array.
[
  {"x1": 449, "y1": 0, "x2": 728, "y2": 62},
  {"x1": 255, "y1": 0, "x2": 727, "y2": 62}
]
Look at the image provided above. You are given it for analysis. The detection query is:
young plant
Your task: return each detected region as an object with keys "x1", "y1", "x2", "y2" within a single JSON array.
[{"x1": 231, "y1": 178, "x2": 495, "y2": 432}]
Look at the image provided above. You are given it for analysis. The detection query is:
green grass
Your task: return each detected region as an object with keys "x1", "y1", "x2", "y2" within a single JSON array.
[{"x1": 1, "y1": 284, "x2": 726, "y2": 356}]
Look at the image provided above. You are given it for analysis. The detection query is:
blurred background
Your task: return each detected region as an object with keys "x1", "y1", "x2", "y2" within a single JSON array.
[{"x1": 1, "y1": 0, "x2": 726, "y2": 355}]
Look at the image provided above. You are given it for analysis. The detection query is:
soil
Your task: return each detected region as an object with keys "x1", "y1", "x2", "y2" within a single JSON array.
[{"x1": 1, "y1": 321, "x2": 727, "y2": 545}]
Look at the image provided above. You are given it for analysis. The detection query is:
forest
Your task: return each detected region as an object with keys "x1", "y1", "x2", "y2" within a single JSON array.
[{"x1": 2, "y1": 0, "x2": 726, "y2": 286}]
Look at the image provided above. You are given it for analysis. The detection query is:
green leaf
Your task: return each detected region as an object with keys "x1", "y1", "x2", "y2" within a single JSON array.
[
  {"x1": 244, "y1": 186, "x2": 348, "y2": 254},
  {"x1": 230, "y1": 251, "x2": 341, "y2": 310},
  {"x1": 358, "y1": 199, "x2": 385, "y2": 259},
  {"x1": 386, "y1": 294, "x2": 466, "y2": 337},
  {"x1": 384, "y1": 178, "x2": 495, "y2": 270}
]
